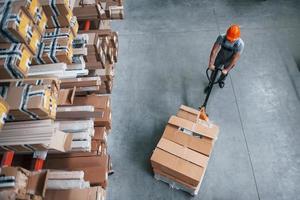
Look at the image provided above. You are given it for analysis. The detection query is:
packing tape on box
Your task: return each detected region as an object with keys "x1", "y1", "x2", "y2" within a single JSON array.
[
  {"x1": 7, "y1": 85, "x2": 54, "y2": 121},
  {"x1": 36, "y1": 7, "x2": 47, "y2": 32},
  {"x1": 0, "y1": 1, "x2": 20, "y2": 42},
  {"x1": 35, "y1": 28, "x2": 72, "y2": 64},
  {"x1": 0, "y1": 1, "x2": 33, "y2": 43},
  {"x1": 0, "y1": 86, "x2": 9, "y2": 99},
  {"x1": 15, "y1": 79, "x2": 44, "y2": 87},
  {"x1": 18, "y1": 85, "x2": 44, "y2": 120},
  {"x1": 43, "y1": 28, "x2": 71, "y2": 39},
  {"x1": 0, "y1": 43, "x2": 31, "y2": 78},
  {"x1": 35, "y1": 39, "x2": 69, "y2": 64}
]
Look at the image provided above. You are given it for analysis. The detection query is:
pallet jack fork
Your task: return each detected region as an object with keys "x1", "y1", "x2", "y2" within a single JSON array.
[{"x1": 199, "y1": 67, "x2": 224, "y2": 122}]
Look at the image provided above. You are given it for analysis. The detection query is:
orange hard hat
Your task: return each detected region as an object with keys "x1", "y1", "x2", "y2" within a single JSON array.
[{"x1": 226, "y1": 24, "x2": 240, "y2": 42}]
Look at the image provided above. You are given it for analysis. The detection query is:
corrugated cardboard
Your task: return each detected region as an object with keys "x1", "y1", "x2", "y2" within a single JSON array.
[
  {"x1": 45, "y1": 186, "x2": 105, "y2": 200},
  {"x1": 176, "y1": 105, "x2": 199, "y2": 123},
  {"x1": 157, "y1": 138, "x2": 208, "y2": 167},
  {"x1": 58, "y1": 87, "x2": 76, "y2": 106},
  {"x1": 94, "y1": 127, "x2": 107, "y2": 142},
  {"x1": 0, "y1": 167, "x2": 49, "y2": 198},
  {"x1": 5, "y1": 85, "x2": 57, "y2": 121},
  {"x1": 177, "y1": 105, "x2": 220, "y2": 131},
  {"x1": 60, "y1": 77, "x2": 101, "y2": 89},
  {"x1": 94, "y1": 108, "x2": 111, "y2": 129},
  {"x1": 151, "y1": 148, "x2": 204, "y2": 187},
  {"x1": 168, "y1": 116, "x2": 219, "y2": 140},
  {"x1": 73, "y1": 95, "x2": 110, "y2": 110},
  {"x1": 0, "y1": 43, "x2": 32, "y2": 79},
  {"x1": 162, "y1": 124, "x2": 213, "y2": 156},
  {"x1": 153, "y1": 168, "x2": 196, "y2": 190},
  {"x1": 45, "y1": 155, "x2": 108, "y2": 187}
]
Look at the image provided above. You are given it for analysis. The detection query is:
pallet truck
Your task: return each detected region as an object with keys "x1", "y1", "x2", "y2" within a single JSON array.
[{"x1": 199, "y1": 67, "x2": 226, "y2": 121}]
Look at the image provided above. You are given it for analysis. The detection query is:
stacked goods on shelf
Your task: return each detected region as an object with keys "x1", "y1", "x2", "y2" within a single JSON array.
[
  {"x1": 46, "y1": 95, "x2": 111, "y2": 189},
  {"x1": 73, "y1": 0, "x2": 124, "y2": 25},
  {"x1": 0, "y1": 166, "x2": 48, "y2": 200},
  {"x1": 0, "y1": 79, "x2": 59, "y2": 121},
  {"x1": 0, "y1": 120, "x2": 72, "y2": 152},
  {"x1": 55, "y1": 119, "x2": 95, "y2": 152},
  {"x1": 0, "y1": 0, "x2": 123, "y2": 199},
  {"x1": 45, "y1": 170, "x2": 106, "y2": 199},
  {"x1": 150, "y1": 105, "x2": 219, "y2": 195},
  {"x1": 0, "y1": 0, "x2": 48, "y2": 79}
]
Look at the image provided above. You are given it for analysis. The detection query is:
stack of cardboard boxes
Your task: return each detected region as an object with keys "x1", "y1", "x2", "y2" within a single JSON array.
[
  {"x1": 0, "y1": 167, "x2": 48, "y2": 200},
  {"x1": 0, "y1": 0, "x2": 124, "y2": 199},
  {"x1": 151, "y1": 105, "x2": 219, "y2": 195},
  {"x1": 0, "y1": 0, "x2": 47, "y2": 79}
]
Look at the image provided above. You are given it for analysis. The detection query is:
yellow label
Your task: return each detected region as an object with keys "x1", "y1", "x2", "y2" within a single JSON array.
[
  {"x1": 17, "y1": 11, "x2": 32, "y2": 42},
  {"x1": 19, "y1": 47, "x2": 32, "y2": 75},
  {"x1": 43, "y1": 89, "x2": 51, "y2": 112},
  {"x1": 28, "y1": 0, "x2": 39, "y2": 14},
  {"x1": 0, "y1": 101, "x2": 9, "y2": 114},
  {"x1": 29, "y1": 28, "x2": 41, "y2": 54},
  {"x1": 67, "y1": 45, "x2": 73, "y2": 63},
  {"x1": 37, "y1": 11, "x2": 47, "y2": 34}
]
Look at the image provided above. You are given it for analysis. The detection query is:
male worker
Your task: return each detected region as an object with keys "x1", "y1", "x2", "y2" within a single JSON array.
[{"x1": 207, "y1": 24, "x2": 244, "y2": 90}]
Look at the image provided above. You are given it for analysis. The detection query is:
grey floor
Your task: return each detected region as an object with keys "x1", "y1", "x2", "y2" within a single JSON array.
[{"x1": 107, "y1": 0, "x2": 300, "y2": 199}]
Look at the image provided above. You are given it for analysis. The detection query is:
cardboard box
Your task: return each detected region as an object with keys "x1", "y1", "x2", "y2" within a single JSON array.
[
  {"x1": 60, "y1": 77, "x2": 101, "y2": 89},
  {"x1": 73, "y1": 95, "x2": 110, "y2": 110},
  {"x1": 41, "y1": 0, "x2": 73, "y2": 28},
  {"x1": 45, "y1": 155, "x2": 108, "y2": 187},
  {"x1": 168, "y1": 115, "x2": 218, "y2": 140},
  {"x1": 0, "y1": 167, "x2": 49, "y2": 199},
  {"x1": 32, "y1": 28, "x2": 74, "y2": 65},
  {"x1": 151, "y1": 105, "x2": 220, "y2": 195},
  {"x1": 58, "y1": 87, "x2": 76, "y2": 106},
  {"x1": 94, "y1": 127, "x2": 108, "y2": 142},
  {"x1": 151, "y1": 148, "x2": 204, "y2": 187},
  {"x1": 94, "y1": 108, "x2": 111, "y2": 129},
  {"x1": 0, "y1": 1, "x2": 42, "y2": 53},
  {"x1": 162, "y1": 124, "x2": 213, "y2": 156},
  {"x1": 4, "y1": 85, "x2": 57, "y2": 121},
  {"x1": 0, "y1": 43, "x2": 32, "y2": 79},
  {"x1": 45, "y1": 186, "x2": 106, "y2": 200},
  {"x1": 56, "y1": 106, "x2": 103, "y2": 120}
]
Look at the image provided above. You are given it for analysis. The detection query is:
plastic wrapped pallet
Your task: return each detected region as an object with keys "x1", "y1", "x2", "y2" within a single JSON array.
[
  {"x1": 0, "y1": 43, "x2": 32, "y2": 79},
  {"x1": 150, "y1": 105, "x2": 219, "y2": 195}
]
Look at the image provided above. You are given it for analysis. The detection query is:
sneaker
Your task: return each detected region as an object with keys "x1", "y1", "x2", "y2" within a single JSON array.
[{"x1": 219, "y1": 81, "x2": 225, "y2": 88}]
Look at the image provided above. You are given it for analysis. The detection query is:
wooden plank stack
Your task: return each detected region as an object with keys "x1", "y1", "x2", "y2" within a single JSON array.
[{"x1": 150, "y1": 105, "x2": 219, "y2": 195}]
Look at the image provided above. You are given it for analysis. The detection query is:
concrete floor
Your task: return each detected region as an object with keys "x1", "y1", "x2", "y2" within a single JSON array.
[{"x1": 108, "y1": 0, "x2": 300, "y2": 199}]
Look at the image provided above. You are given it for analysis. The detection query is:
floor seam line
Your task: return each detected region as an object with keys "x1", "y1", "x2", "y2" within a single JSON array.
[{"x1": 229, "y1": 75, "x2": 261, "y2": 200}]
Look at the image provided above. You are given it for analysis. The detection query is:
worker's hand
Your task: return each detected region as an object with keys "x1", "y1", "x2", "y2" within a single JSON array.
[
  {"x1": 209, "y1": 64, "x2": 215, "y2": 70},
  {"x1": 222, "y1": 69, "x2": 228, "y2": 75}
]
